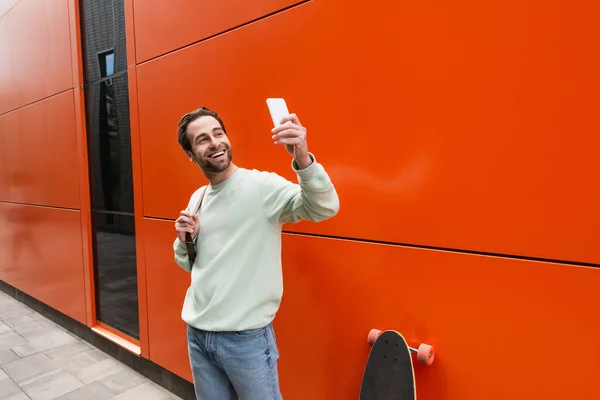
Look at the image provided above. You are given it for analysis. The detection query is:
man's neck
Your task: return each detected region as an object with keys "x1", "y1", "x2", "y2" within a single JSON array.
[{"x1": 204, "y1": 163, "x2": 238, "y2": 186}]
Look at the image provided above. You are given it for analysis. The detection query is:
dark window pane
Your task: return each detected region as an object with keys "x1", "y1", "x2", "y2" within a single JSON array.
[
  {"x1": 93, "y1": 212, "x2": 139, "y2": 339},
  {"x1": 87, "y1": 75, "x2": 134, "y2": 214},
  {"x1": 81, "y1": 0, "x2": 127, "y2": 82},
  {"x1": 81, "y1": 0, "x2": 138, "y2": 341}
]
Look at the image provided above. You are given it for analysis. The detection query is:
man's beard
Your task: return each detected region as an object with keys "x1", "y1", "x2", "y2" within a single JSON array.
[{"x1": 193, "y1": 148, "x2": 232, "y2": 173}]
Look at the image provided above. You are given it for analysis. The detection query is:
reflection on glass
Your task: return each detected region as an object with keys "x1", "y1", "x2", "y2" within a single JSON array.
[
  {"x1": 93, "y1": 213, "x2": 139, "y2": 339},
  {"x1": 88, "y1": 76, "x2": 134, "y2": 216},
  {"x1": 87, "y1": 74, "x2": 139, "y2": 339},
  {"x1": 106, "y1": 53, "x2": 114, "y2": 76},
  {"x1": 88, "y1": 75, "x2": 139, "y2": 338},
  {"x1": 98, "y1": 51, "x2": 115, "y2": 78},
  {"x1": 99, "y1": 79, "x2": 120, "y2": 217}
]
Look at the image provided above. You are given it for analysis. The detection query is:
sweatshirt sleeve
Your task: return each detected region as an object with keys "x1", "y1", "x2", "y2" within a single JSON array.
[
  {"x1": 260, "y1": 153, "x2": 340, "y2": 226},
  {"x1": 173, "y1": 187, "x2": 204, "y2": 272},
  {"x1": 173, "y1": 236, "x2": 193, "y2": 272}
]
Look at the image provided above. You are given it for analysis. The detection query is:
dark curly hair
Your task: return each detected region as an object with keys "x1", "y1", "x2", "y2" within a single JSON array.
[{"x1": 177, "y1": 107, "x2": 227, "y2": 153}]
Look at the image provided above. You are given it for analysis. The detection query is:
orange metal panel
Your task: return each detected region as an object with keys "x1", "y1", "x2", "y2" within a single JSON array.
[
  {"x1": 135, "y1": 0, "x2": 600, "y2": 265},
  {"x1": 0, "y1": 0, "x2": 73, "y2": 114},
  {"x1": 127, "y1": 65, "x2": 150, "y2": 357},
  {"x1": 67, "y1": 0, "x2": 95, "y2": 328},
  {"x1": 132, "y1": 0, "x2": 304, "y2": 63},
  {"x1": 275, "y1": 235, "x2": 599, "y2": 399},
  {"x1": 67, "y1": 0, "x2": 84, "y2": 88},
  {"x1": 141, "y1": 221, "x2": 600, "y2": 398},
  {"x1": 72, "y1": 86, "x2": 95, "y2": 327},
  {"x1": 0, "y1": 91, "x2": 81, "y2": 209},
  {"x1": 123, "y1": 0, "x2": 136, "y2": 67},
  {"x1": 143, "y1": 218, "x2": 193, "y2": 381},
  {"x1": 0, "y1": 202, "x2": 87, "y2": 324}
]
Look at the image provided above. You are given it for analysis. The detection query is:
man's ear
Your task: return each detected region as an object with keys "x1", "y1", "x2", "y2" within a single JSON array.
[{"x1": 186, "y1": 151, "x2": 194, "y2": 162}]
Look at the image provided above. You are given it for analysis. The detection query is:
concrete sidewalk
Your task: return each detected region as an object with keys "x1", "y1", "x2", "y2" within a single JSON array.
[{"x1": 0, "y1": 291, "x2": 182, "y2": 400}]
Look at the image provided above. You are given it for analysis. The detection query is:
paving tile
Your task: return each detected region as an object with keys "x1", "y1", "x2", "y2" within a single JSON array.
[
  {"x1": 0, "y1": 304, "x2": 17, "y2": 312},
  {"x1": 0, "y1": 322, "x2": 11, "y2": 335},
  {"x1": 3, "y1": 316, "x2": 34, "y2": 329},
  {"x1": 73, "y1": 357, "x2": 125, "y2": 385},
  {"x1": 0, "y1": 378, "x2": 23, "y2": 399},
  {"x1": 29, "y1": 314, "x2": 59, "y2": 328},
  {"x1": 0, "y1": 349, "x2": 20, "y2": 365},
  {"x1": 0, "y1": 332, "x2": 27, "y2": 351},
  {"x1": 11, "y1": 342, "x2": 41, "y2": 358},
  {"x1": 0, "y1": 293, "x2": 185, "y2": 399},
  {"x1": 53, "y1": 381, "x2": 114, "y2": 400},
  {"x1": 36, "y1": 319, "x2": 58, "y2": 329},
  {"x1": 3, "y1": 393, "x2": 31, "y2": 400},
  {"x1": 109, "y1": 382, "x2": 178, "y2": 400},
  {"x1": 44, "y1": 341, "x2": 93, "y2": 361},
  {"x1": 57, "y1": 349, "x2": 109, "y2": 374},
  {"x1": 21, "y1": 369, "x2": 84, "y2": 400},
  {"x1": 2, "y1": 353, "x2": 61, "y2": 384},
  {"x1": 98, "y1": 367, "x2": 146, "y2": 394},
  {"x1": 0, "y1": 299, "x2": 21, "y2": 310},
  {"x1": 13, "y1": 321, "x2": 46, "y2": 339},
  {"x1": 27, "y1": 329, "x2": 79, "y2": 351},
  {"x1": 30, "y1": 313, "x2": 49, "y2": 322},
  {"x1": 2, "y1": 307, "x2": 34, "y2": 319},
  {"x1": 0, "y1": 296, "x2": 15, "y2": 303}
]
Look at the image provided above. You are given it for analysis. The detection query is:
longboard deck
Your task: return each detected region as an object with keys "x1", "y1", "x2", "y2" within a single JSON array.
[{"x1": 360, "y1": 330, "x2": 416, "y2": 400}]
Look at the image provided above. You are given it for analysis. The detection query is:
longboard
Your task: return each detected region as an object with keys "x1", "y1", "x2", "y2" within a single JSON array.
[{"x1": 360, "y1": 329, "x2": 434, "y2": 400}]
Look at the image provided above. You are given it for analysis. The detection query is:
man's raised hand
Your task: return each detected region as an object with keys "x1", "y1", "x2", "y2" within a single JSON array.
[{"x1": 271, "y1": 114, "x2": 312, "y2": 169}]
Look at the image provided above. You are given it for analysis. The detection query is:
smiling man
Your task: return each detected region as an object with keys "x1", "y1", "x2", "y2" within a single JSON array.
[{"x1": 173, "y1": 106, "x2": 339, "y2": 399}]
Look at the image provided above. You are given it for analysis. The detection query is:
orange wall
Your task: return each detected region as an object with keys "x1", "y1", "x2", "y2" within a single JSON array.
[
  {"x1": 132, "y1": 0, "x2": 304, "y2": 63},
  {"x1": 0, "y1": 0, "x2": 90, "y2": 325},
  {"x1": 0, "y1": 202, "x2": 86, "y2": 322},
  {"x1": 128, "y1": 0, "x2": 600, "y2": 399},
  {"x1": 133, "y1": 0, "x2": 599, "y2": 265},
  {"x1": 142, "y1": 219, "x2": 191, "y2": 379},
  {"x1": 276, "y1": 235, "x2": 599, "y2": 399},
  {"x1": 0, "y1": 91, "x2": 81, "y2": 208},
  {"x1": 1, "y1": 1, "x2": 598, "y2": 399},
  {"x1": 142, "y1": 220, "x2": 600, "y2": 398},
  {"x1": 0, "y1": 0, "x2": 73, "y2": 115}
]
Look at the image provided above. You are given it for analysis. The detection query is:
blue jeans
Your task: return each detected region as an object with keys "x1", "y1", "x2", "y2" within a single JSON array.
[{"x1": 187, "y1": 323, "x2": 283, "y2": 399}]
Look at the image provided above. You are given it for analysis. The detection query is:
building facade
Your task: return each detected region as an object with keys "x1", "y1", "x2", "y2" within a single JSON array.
[{"x1": 1, "y1": 0, "x2": 599, "y2": 399}]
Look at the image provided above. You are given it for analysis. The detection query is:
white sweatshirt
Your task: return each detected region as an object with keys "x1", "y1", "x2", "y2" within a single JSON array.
[{"x1": 173, "y1": 154, "x2": 339, "y2": 331}]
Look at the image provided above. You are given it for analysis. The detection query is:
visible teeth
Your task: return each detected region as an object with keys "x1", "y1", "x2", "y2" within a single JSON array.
[{"x1": 211, "y1": 151, "x2": 224, "y2": 158}]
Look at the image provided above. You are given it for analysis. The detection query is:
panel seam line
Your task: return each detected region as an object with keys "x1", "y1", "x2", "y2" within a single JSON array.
[{"x1": 136, "y1": 0, "x2": 312, "y2": 66}]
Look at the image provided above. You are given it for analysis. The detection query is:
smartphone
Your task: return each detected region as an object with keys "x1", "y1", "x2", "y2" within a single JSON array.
[{"x1": 266, "y1": 98, "x2": 290, "y2": 127}]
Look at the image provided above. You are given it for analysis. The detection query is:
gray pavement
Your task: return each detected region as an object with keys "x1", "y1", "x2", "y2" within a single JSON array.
[{"x1": 0, "y1": 290, "x2": 182, "y2": 400}]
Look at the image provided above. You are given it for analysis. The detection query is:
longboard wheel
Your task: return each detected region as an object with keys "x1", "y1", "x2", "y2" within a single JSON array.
[
  {"x1": 367, "y1": 329, "x2": 382, "y2": 346},
  {"x1": 417, "y1": 343, "x2": 435, "y2": 366}
]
